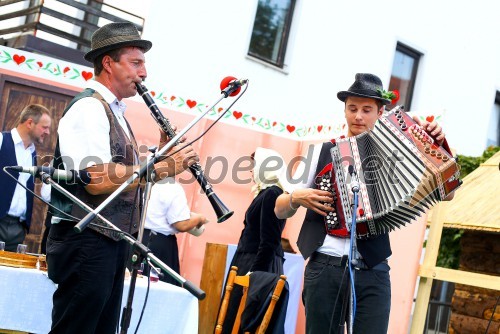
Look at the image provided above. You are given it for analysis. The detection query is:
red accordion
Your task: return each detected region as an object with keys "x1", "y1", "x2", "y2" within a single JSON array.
[{"x1": 322, "y1": 106, "x2": 461, "y2": 239}]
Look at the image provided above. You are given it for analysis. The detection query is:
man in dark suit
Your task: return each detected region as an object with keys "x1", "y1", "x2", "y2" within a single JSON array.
[{"x1": 0, "y1": 104, "x2": 51, "y2": 251}]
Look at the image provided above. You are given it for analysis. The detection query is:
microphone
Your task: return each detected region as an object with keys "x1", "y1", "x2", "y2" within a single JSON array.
[
  {"x1": 220, "y1": 76, "x2": 248, "y2": 97},
  {"x1": 7, "y1": 166, "x2": 91, "y2": 185},
  {"x1": 348, "y1": 165, "x2": 359, "y2": 193}
]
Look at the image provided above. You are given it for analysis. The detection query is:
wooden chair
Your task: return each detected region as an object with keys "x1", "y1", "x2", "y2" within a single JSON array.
[{"x1": 215, "y1": 266, "x2": 287, "y2": 334}]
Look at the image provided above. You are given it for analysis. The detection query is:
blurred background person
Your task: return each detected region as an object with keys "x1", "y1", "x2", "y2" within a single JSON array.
[
  {"x1": 219, "y1": 147, "x2": 289, "y2": 334},
  {"x1": 0, "y1": 104, "x2": 51, "y2": 251}
]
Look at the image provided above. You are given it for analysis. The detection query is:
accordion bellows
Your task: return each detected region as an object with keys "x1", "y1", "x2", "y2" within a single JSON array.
[{"x1": 329, "y1": 106, "x2": 461, "y2": 239}]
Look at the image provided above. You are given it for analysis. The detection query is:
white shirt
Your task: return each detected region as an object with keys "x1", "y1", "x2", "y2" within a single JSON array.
[
  {"x1": 286, "y1": 143, "x2": 353, "y2": 257},
  {"x1": 52, "y1": 80, "x2": 134, "y2": 224},
  {"x1": 0, "y1": 128, "x2": 35, "y2": 221},
  {"x1": 57, "y1": 80, "x2": 131, "y2": 171},
  {"x1": 144, "y1": 179, "x2": 191, "y2": 236}
]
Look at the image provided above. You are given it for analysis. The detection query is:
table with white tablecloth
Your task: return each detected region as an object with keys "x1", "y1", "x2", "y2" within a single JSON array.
[{"x1": 0, "y1": 265, "x2": 198, "y2": 333}]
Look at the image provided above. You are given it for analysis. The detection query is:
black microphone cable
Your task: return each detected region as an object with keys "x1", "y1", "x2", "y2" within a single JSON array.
[
  {"x1": 2, "y1": 166, "x2": 136, "y2": 240},
  {"x1": 2, "y1": 166, "x2": 80, "y2": 223},
  {"x1": 133, "y1": 230, "x2": 156, "y2": 334},
  {"x1": 149, "y1": 81, "x2": 249, "y2": 169},
  {"x1": 328, "y1": 260, "x2": 351, "y2": 334}
]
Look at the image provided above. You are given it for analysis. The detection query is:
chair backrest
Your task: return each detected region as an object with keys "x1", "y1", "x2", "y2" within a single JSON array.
[{"x1": 214, "y1": 266, "x2": 287, "y2": 334}]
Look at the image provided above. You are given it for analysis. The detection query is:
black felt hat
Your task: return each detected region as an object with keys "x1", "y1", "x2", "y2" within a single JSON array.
[
  {"x1": 337, "y1": 73, "x2": 391, "y2": 105},
  {"x1": 84, "y1": 22, "x2": 152, "y2": 62}
]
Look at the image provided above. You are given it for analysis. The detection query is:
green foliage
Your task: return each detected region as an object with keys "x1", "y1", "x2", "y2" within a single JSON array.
[
  {"x1": 436, "y1": 228, "x2": 464, "y2": 269},
  {"x1": 376, "y1": 88, "x2": 397, "y2": 100},
  {"x1": 457, "y1": 145, "x2": 500, "y2": 178},
  {"x1": 434, "y1": 146, "x2": 499, "y2": 269}
]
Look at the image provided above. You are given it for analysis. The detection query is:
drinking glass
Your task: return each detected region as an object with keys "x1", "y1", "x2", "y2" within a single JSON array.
[
  {"x1": 16, "y1": 244, "x2": 27, "y2": 254},
  {"x1": 0, "y1": 241, "x2": 5, "y2": 251}
]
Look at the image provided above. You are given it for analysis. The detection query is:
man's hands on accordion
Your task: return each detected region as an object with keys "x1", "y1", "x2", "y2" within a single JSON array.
[
  {"x1": 275, "y1": 189, "x2": 335, "y2": 219},
  {"x1": 412, "y1": 115, "x2": 455, "y2": 201},
  {"x1": 412, "y1": 115, "x2": 446, "y2": 145}
]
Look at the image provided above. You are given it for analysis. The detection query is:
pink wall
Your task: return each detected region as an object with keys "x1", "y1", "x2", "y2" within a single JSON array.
[
  {"x1": 2, "y1": 68, "x2": 426, "y2": 333},
  {"x1": 127, "y1": 106, "x2": 428, "y2": 334}
]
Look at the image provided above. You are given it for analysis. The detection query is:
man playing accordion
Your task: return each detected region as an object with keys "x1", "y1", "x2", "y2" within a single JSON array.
[{"x1": 275, "y1": 73, "x2": 455, "y2": 334}]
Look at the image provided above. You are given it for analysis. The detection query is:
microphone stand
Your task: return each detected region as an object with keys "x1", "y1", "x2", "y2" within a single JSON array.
[
  {"x1": 66, "y1": 84, "x2": 242, "y2": 333},
  {"x1": 120, "y1": 146, "x2": 156, "y2": 334},
  {"x1": 40, "y1": 166, "x2": 205, "y2": 334},
  {"x1": 347, "y1": 169, "x2": 360, "y2": 334}
]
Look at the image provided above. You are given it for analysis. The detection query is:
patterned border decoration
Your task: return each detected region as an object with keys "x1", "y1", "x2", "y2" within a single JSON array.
[{"x1": 0, "y1": 45, "x2": 444, "y2": 141}]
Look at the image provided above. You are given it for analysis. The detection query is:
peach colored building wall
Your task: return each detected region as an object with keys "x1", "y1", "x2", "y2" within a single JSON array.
[
  {"x1": 127, "y1": 108, "x2": 428, "y2": 334},
  {"x1": 1, "y1": 60, "x2": 426, "y2": 334}
]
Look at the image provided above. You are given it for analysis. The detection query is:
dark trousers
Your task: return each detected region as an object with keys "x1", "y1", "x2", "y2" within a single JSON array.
[
  {"x1": 0, "y1": 215, "x2": 26, "y2": 252},
  {"x1": 302, "y1": 252, "x2": 391, "y2": 334},
  {"x1": 143, "y1": 229, "x2": 180, "y2": 286},
  {"x1": 46, "y1": 222, "x2": 127, "y2": 334},
  {"x1": 40, "y1": 211, "x2": 52, "y2": 254}
]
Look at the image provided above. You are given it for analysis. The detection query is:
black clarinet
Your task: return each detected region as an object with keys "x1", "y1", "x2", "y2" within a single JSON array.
[{"x1": 136, "y1": 82, "x2": 233, "y2": 223}]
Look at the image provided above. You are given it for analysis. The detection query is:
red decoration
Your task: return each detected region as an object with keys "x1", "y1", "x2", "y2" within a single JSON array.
[
  {"x1": 13, "y1": 54, "x2": 26, "y2": 65},
  {"x1": 81, "y1": 71, "x2": 93, "y2": 81},
  {"x1": 217, "y1": 107, "x2": 223, "y2": 113},
  {"x1": 317, "y1": 125, "x2": 323, "y2": 133},
  {"x1": 286, "y1": 125, "x2": 295, "y2": 133},
  {"x1": 391, "y1": 90, "x2": 400, "y2": 104},
  {"x1": 426, "y1": 115, "x2": 435, "y2": 123},
  {"x1": 170, "y1": 96, "x2": 176, "y2": 101},
  {"x1": 37, "y1": 62, "x2": 43, "y2": 68},
  {"x1": 251, "y1": 117, "x2": 256, "y2": 122},
  {"x1": 233, "y1": 111, "x2": 242, "y2": 119},
  {"x1": 63, "y1": 67, "x2": 70, "y2": 74},
  {"x1": 186, "y1": 100, "x2": 197, "y2": 108},
  {"x1": 151, "y1": 91, "x2": 156, "y2": 97},
  {"x1": 272, "y1": 121, "x2": 277, "y2": 127}
]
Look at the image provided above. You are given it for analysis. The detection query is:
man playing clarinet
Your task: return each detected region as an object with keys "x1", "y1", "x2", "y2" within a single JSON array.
[{"x1": 46, "y1": 22, "x2": 198, "y2": 334}]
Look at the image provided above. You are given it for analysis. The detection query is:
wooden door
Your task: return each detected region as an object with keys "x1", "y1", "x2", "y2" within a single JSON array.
[{"x1": 0, "y1": 74, "x2": 77, "y2": 253}]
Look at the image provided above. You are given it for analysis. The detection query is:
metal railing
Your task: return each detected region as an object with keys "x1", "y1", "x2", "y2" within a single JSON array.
[
  {"x1": 0, "y1": 0, "x2": 145, "y2": 53},
  {"x1": 423, "y1": 299, "x2": 452, "y2": 334}
]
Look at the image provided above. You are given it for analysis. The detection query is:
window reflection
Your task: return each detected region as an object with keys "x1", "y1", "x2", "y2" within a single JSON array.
[
  {"x1": 388, "y1": 43, "x2": 421, "y2": 111},
  {"x1": 248, "y1": 0, "x2": 295, "y2": 68}
]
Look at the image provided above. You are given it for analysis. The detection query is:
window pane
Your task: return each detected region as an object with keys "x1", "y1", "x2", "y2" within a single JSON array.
[
  {"x1": 248, "y1": 0, "x2": 294, "y2": 67},
  {"x1": 388, "y1": 44, "x2": 420, "y2": 111}
]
